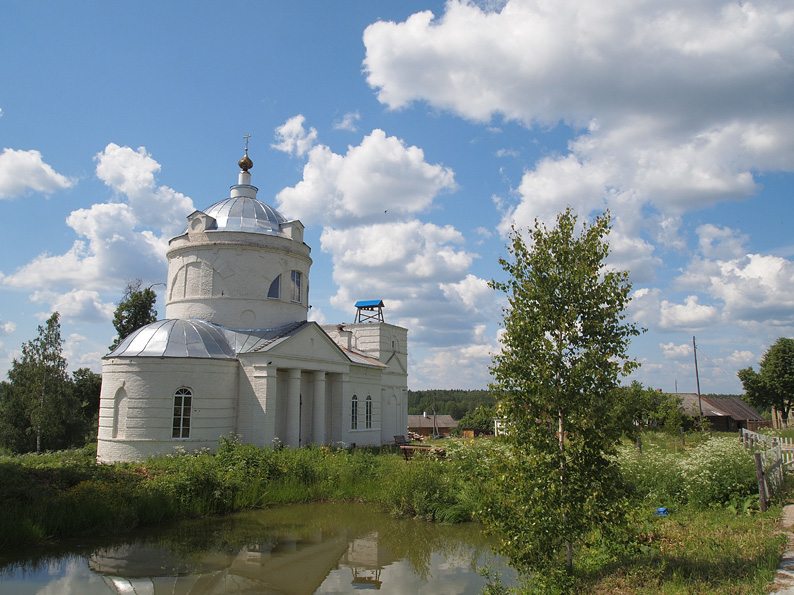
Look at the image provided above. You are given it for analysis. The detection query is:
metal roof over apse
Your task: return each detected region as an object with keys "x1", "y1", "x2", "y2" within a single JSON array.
[
  {"x1": 201, "y1": 196, "x2": 288, "y2": 236},
  {"x1": 229, "y1": 321, "x2": 308, "y2": 353},
  {"x1": 106, "y1": 319, "x2": 237, "y2": 359}
]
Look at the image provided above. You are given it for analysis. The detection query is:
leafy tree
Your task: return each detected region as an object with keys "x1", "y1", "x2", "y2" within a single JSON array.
[
  {"x1": 407, "y1": 389, "x2": 495, "y2": 419},
  {"x1": 0, "y1": 313, "x2": 84, "y2": 453},
  {"x1": 611, "y1": 382, "x2": 685, "y2": 450},
  {"x1": 451, "y1": 405, "x2": 497, "y2": 436},
  {"x1": 109, "y1": 279, "x2": 158, "y2": 351},
  {"x1": 482, "y1": 208, "x2": 641, "y2": 581},
  {"x1": 656, "y1": 393, "x2": 687, "y2": 434},
  {"x1": 739, "y1": 338, "x2": 794, "y2": 425},
  {"x1": 72, "y1": 367, "x2": 102, "y2": 441}
]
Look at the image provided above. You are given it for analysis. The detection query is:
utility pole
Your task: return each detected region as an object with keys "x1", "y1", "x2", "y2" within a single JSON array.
[{"x1": 693, "y1": 336, "x2": 703, "y2": 420}]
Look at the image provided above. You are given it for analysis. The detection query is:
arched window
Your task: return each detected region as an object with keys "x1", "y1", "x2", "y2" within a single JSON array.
[
  {"x1": 365, "y1": 395, "x2": 372, "y2": 429},
  {"x1": 351, "y1": 395, "x2": 358, "y2": 430},
  {"x1": 267, "y1": 275, "x2": 280, "y2": 299},
  {"x1": 291, "y1": 270, "x2": 302, "y2": 303},
  {"x1": 172, "y1": 387, "x2": 193, "y2": 439}
]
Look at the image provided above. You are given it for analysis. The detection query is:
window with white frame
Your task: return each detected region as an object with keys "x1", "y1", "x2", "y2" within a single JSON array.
[
  {"x1": 365, "y1": 395, "x2": 372, "y2": 429},
  {"x1": 291, "y1": 270, "x2": 301, "y2": 303},
  {"x1": 351, "y1": 395, "x2": 358, "y2": 430},
  {"x1": 172, "y1": 387, "x2": 192, "y2": 439}
]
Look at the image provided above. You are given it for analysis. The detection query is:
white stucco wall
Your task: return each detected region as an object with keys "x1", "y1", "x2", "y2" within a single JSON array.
[
  {"x1": 165, "y1": 230, "x2": 312, "y2": 329},
  {"x1": 323, "y1": 322, "x2": 409, "y2": 443},
  {"x1": 97, "y1": 357, "x2": 238, "y2": 463}
]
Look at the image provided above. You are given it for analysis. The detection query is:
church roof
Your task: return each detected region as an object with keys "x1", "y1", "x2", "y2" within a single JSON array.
[
  {"x1": 107, "y1": 319, "x2": 237, "y2": 359},
  {"x1": 105, "y1": 319, "x2": 384, "y2": 367},
  {"x1": 201, "y1": 196, "x2": 288, "y2": 236},
  {"x1": 106, "y1": 319, "x2": 307, "y2": 360}
]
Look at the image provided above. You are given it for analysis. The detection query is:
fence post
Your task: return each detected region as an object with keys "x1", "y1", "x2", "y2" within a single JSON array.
[{"x1": 753, "y1": 452, "x2": 768, "y2": 512}]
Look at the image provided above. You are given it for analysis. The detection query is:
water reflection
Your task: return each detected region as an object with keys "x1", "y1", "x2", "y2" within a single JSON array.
[{"x1": 0, "y1": 502, "x2": 512, "y2": 594}]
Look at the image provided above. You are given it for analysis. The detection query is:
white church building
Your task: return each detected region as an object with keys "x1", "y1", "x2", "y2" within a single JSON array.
[{"x1": 96, "y1": 151, "x2": 408, "y2": 463}]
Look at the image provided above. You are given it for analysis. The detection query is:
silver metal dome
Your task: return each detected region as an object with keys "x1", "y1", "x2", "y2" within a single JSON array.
[
  {"x1": 107, "y1": 319, "x2": 236, "y2": 359},
  {"x1": 105, "y1": 319, "x2": 315, "y2": 360},
  {"x1": 202, "y1": 196, "x2": 288, "y2": 236}
]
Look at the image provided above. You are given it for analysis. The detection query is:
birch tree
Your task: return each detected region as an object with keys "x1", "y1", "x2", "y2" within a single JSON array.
[
  {"x1": 481, "y1": 208, "x2": 641, "y2": 582},
  {"x1": 0, "y1": 313, "x2": 83, "y2": 453}
]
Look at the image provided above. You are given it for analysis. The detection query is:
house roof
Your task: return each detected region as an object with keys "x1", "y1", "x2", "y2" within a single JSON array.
[
  {"x1": 673, "y1": 392, "x2": 763, "y2": 421},
  {"x1": 407, "y1": 414, "x2": 458, "y2": 429},
  {"x1": 702, "y1": 396, "x2": 764, "y2": 421},
  {"x1": 675, "y1": 393, "x2": 727, "y2": 417}
]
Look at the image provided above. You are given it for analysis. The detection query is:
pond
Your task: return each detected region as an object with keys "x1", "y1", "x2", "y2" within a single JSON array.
[{"x1": 0, "y1": 502, "x2": 514, "y2": 594}]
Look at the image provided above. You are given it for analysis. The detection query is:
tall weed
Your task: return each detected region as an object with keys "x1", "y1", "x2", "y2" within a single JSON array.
[{"x1": 618, "y1": 435, "x2": 757, "y2": 508}]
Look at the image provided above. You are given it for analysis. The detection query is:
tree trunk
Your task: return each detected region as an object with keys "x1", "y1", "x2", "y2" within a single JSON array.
[{"x1": 559, "y1": 408, "x2": 572, "y2": 569}]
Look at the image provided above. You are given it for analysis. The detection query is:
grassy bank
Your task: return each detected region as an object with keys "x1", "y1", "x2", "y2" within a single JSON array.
[
  {"x1": 0, "y1": 435, "x2": 460, "y2": 548},
  {"x1": 0, "y1": 432, "x2": 788, "y2": 594}
]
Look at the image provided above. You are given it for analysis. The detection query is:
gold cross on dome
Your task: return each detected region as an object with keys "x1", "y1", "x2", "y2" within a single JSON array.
[{"x1": 243, "y1": 134, "x2": 251, "y2": 153}]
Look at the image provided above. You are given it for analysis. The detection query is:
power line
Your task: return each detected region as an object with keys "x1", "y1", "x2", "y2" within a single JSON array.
[{"x1": 692, "y1": 344, "x2": 743, "y2": 391}]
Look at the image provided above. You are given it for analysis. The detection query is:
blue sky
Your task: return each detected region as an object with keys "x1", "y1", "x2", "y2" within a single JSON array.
[{"x1": 1, "y1": 0, "x2": 793, "y2": 394}]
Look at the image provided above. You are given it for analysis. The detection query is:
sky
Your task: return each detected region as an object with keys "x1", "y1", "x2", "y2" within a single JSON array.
[{"x1": 0, "y1": 0, "x2": 792, "y2": 394}]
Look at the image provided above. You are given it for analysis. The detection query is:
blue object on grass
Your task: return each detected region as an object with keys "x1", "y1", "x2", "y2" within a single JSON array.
[{"x1": 654, "y1": 507, "x2": 669, "y2": 516}]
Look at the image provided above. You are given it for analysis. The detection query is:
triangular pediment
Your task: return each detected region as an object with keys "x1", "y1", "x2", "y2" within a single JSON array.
[
  {"x1": 243, "y1": 321, "x2": 374, "y2": 366},
  {"x1": 267, "y1": 323, "x2": 350, "y2": 363}
]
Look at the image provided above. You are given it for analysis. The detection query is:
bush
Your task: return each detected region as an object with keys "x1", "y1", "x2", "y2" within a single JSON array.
[
  {"x1": 618, "y1": 435, "x2": 757, "y2": 508},
  {"x1": 679, "y1": 436, "x2": 757, "y2": 507},
  {"x1": 382, "y1": 453, "x2": 457, "y2": 521}
]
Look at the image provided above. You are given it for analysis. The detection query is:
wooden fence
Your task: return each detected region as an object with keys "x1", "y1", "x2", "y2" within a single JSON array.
[
  {"x1": 746, "y1": 419, "x2": 774, "y2": 432},
  {"x1": 740, "y1": 428, "x2": 790, "y2": 509}
]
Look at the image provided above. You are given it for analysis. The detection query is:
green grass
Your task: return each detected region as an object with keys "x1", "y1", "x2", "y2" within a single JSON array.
[{"x1": 575, "y1": 505, "x2": 785, "y2": 595}]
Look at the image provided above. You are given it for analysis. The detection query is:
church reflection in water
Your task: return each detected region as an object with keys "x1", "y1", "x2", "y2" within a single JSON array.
[{"x1": 84, "y1": 502, "x2": 506, "y2": 594}]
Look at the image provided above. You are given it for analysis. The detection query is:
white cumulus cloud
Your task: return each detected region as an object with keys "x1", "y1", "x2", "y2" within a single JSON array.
[
  {"x1": 2, "y1": 143, "x2": 193, "y2": 323},
  {"x1": 31, "y1": 289, "x2": 115, "y2": 323},
  {"x1": 333, "y1": 111, "x2": 361, "y2": 132},
  {"x1": 0, "y1": 148, "x2": 75, "y2": 199},
  {"x1": 276, "y1": 124, "x2": 455, "y2": 228},
  {"x1": 660, "y1": 295, "x2": 720, "y2": 330},
  {"x1": 365, "y1": 0, "x2": 794, "y2": 287},
  {"x1": 272, "y1": 115, "x2": 319, "y2": 157},
  {"x1": 660, "y1": 342, "x2": 691, "y2": 359}
]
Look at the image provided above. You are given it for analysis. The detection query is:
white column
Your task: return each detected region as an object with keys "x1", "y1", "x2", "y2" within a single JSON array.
[
  {"x1": 339, "y1": 373, "x2": 351, "y2": 443},
  {"x1": 247, "y1": 363, "x2": 278, "y2": 447},
  {"x1": 285, "y1": 368, "x2": 302, "y2": 447},
  {"x1": 312, "y1": 371, "x2": 326, "y2": 445}
]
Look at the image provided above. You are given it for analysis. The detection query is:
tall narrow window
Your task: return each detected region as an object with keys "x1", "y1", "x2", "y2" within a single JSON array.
[
  {"x1": 351, "y1": 395, "x2": 358, "y2": 430},
  {"x1": 267, "y1": 275, "x2": 280, "y2": 299},
  {"x1": 172, "y1": 387, "x2": 192, "y2": 439},
  {"x1": 291, "y1": 270, "x2": 301, "y2": 303},
  {"x1": 365, "y1": 395, "x2": 372, "y2": 429}
]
